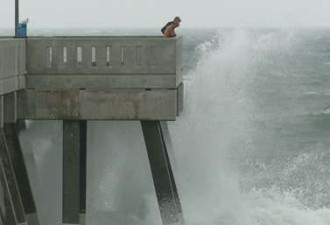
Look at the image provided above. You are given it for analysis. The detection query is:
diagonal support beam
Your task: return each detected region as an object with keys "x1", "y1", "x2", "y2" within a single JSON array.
[
  {"x1": 159, "y1": 122, "x2": 183, "y2": 216},
  {"x1": 0, "y1": 129, "x2": 27, "y2": 225},
  {"x1": 141, "y1": 121, "x2": 185, "y2": 225},
  {"x1": 4, "y1": 123, "x2": 39, "y2": 225},
  {"x1": 0, "y1": 143, "x2": 17, "y2": 225}
]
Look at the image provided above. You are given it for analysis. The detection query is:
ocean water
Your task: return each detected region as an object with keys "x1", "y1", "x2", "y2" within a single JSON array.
[{"x1": 7, "y1": 27, "x2": 330, "y2": 225}]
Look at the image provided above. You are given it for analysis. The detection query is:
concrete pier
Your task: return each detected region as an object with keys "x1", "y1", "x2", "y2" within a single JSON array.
[
  {"x1": 0, "y1": 36, "x2": 185, "y2": 225},
  {"x1": 19, "y1": 36, "x2": 183, "y2": 121}
]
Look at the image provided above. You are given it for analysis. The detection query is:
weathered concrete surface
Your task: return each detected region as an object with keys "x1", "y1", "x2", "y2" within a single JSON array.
[
  {"x1": 26, "y1": 37, "x2": 182, "y2": 90},
  {"x1": 26, "y1": 74, "x2": 177, "y2": 90},
  {"x1": 17, "y1": 89, "x2": 178, "y2": 120},
  {"x1": 0, "y1": 39, "x2": 26, "y2": 95},
  {"x1": 4, "y1": 93, "x2": 17, "y2": 124},
  {"x1": 141, "y1": 121, "x2": 185, "y2": 225}
]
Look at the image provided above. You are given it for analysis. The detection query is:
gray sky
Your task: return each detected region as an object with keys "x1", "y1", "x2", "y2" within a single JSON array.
[{"x1": 1, "y1": 0, "x2": 330, "y2": 28}]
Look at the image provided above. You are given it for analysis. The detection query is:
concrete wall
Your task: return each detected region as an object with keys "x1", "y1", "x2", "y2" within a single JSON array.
[
  {"x1": 26, "y1": 36, "x2": 183, "y2": 90},
  {"x1": 0, "y1": 39, "x2": 26, "y2": 95},
  {"x1": 0, "y1": 36, "x2": 183, "y2": 121},
  {"x1": 0, "y1": 39, "x2": 26, "y2": 127}
]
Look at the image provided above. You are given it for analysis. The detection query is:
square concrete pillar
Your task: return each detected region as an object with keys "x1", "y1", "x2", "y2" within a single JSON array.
[{"x1": 62, "y1": 120, "x2": 87, "y2": 225}]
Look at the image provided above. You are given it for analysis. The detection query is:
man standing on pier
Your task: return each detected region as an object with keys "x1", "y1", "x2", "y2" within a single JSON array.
[{"x1": 162, "y1": 16, "x2": 181, "y2": 38}]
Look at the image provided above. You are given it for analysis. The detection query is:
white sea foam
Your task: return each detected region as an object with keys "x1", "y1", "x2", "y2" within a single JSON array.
[{"x1": 169, "y1": 29, "x2": 330, "y2": 225}]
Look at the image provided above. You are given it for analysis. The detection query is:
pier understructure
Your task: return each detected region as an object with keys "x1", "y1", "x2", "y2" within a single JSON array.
[{"x1": 0, "y1": 36, "x2": 184, "y2": 225}]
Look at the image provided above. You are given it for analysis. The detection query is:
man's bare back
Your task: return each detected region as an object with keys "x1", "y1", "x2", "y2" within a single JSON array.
[{"x1": 163, "y1": 16, "x2": 181, "y2": 38}]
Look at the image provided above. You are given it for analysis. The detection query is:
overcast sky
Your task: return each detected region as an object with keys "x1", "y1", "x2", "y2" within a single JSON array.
[{"x1": 1, "y1": 0, "x2": 330, "y2": 28}]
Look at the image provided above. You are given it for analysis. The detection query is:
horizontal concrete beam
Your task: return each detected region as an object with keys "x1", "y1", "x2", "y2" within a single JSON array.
[
  {"x1": 17, "y1": 89, "x2": 178, "y2": 120},
  {"x1": 26, "y1": 74, "x2": 178, "y2": 90}
]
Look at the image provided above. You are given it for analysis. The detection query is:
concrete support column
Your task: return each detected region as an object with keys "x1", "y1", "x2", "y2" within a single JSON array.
[
  {"x1": 0, "y1": 129, "x2": 27, "y2": 225},
  {"x1": 4, "y1": 123, "x2": 39, "y2": 225},
  {"x1": 141, "y1": 121, "x2": 185, "y2": 225},
  {"x1": 79, "y1": 121, "x2": 87, "y2": 225},
  {"x1": 62, "y1": 120, "x2": 87, "y2": 225}
]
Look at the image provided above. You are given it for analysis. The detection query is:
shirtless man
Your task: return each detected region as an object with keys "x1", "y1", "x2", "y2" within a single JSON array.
[{"x1": 163, "y1": 17, "x2": 181, "y2": 38}]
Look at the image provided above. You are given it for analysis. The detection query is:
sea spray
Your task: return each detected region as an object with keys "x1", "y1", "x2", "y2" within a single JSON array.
[
  {"x1": 19, "y1": 121, "x2": 62, "y2": 225},
  {"x1": 169, "y1": 28, "x2": 330, "y2": 225},
  {"x1": 169, "y1": 29, "x2": 255, "y2": 225}
]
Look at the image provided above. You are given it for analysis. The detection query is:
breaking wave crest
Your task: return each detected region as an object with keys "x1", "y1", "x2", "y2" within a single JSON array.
[{"x1": 169, "y1": 29, "x2": 330, "y2": 225}]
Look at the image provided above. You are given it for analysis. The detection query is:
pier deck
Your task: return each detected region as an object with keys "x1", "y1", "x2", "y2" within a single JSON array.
[{"x1": 0, "y1": 36, "x2": 183, "y2": 122}]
